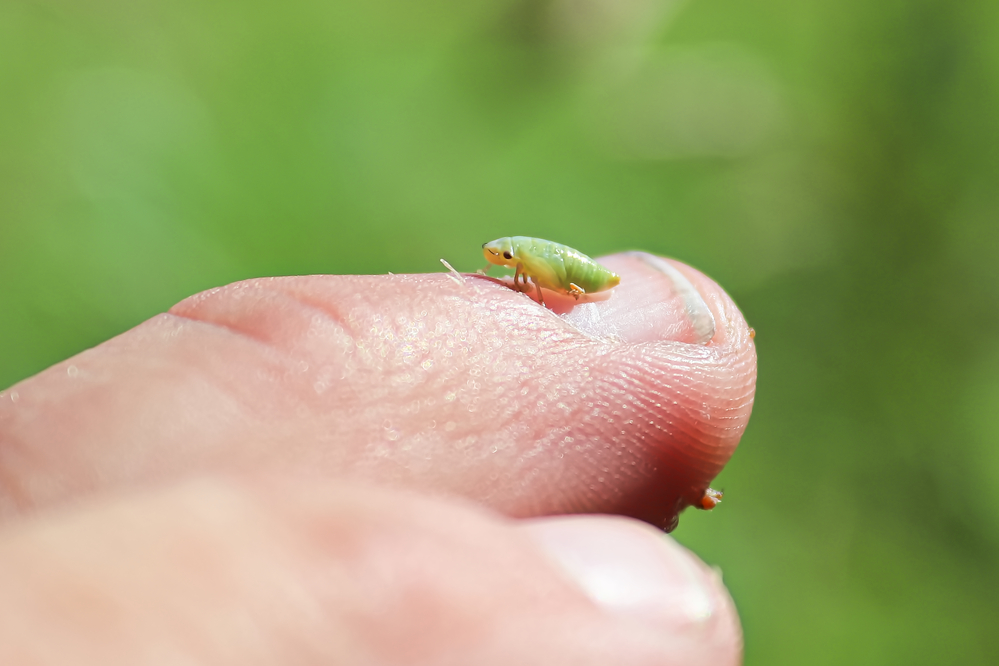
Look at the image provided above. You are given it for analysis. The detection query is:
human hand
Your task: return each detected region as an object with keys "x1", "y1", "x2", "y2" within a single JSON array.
[{"x1": 0, "y1": 252, "x2": 756, "y2": 664}]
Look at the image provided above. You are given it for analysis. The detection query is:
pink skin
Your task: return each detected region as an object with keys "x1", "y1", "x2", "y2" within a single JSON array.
[{"x1": 0, "y1": 252, "x2": 755, "y2": 665}]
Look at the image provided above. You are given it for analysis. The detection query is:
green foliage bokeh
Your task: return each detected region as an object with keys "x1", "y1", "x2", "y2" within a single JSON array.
[{"x1": 2, "y1": 0, "x2": 998, "y2": 663}]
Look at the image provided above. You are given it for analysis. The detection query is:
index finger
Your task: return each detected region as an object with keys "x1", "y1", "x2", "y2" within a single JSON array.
[{"x1": 0, "y1": 253, "x2": 756, "y2": 530}]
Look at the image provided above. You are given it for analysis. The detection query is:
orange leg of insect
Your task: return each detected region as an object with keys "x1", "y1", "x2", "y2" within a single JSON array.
[{"x1": 568, "y1": 283, "x2": 585, "y2": 300}]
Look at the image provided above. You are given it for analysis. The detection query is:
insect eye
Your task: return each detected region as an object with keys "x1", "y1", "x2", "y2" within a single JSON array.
[{"x1": 503, "y1": 251, "x2": 513, "y2": 260}]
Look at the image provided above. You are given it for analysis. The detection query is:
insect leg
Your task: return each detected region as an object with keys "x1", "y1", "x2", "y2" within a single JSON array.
[
  {"x1": 513, "y1": 263, "x2": 524, "y2": 292},
  {"x1": 534, "y1": 277, "x2": 545, "y2": 307},
  {"x1": 568, "y1": 283, "x2": 585, "y2": 300}
]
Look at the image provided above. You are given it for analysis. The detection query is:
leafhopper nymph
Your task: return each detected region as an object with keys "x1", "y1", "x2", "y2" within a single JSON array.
[{"x1": 482, "y1": 237, "x2": 621, "y2": 307}]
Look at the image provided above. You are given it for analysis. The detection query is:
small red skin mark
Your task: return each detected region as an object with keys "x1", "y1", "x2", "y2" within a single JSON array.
[
  {"x1": 699, "y1": 488, "x2": 724, "y2": 510},
  {"x1": 748, "y1": 327, "x2": 756, "y2": 339}
]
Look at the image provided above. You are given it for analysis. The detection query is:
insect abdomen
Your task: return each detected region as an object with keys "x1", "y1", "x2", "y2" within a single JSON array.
[
  {"x1": 562, "y1": 247, "x2": 619, "y2": 293},
  {"x1": 510, "y1": 237, "x2": 619, "y2": 294}
]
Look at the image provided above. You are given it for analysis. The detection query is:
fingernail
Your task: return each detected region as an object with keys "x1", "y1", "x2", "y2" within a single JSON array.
[
  {"x1": 627, "y1": 253, "x2": 716, "y2": 344},
  {"x1": 563, "y1": 253, "x2": 716, "y2": 344},
  {"x1": 521, "y1": 515, "x2": 727, "y2": 631}
]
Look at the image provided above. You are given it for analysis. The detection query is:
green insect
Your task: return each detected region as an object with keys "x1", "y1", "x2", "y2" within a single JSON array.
[{"x1": 481, "y1": 237, "x2": 621, "y2": 307}]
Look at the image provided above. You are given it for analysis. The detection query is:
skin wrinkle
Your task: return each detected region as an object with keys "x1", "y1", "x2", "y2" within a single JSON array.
[
  {"x1": 0, "y1": 322, "x2": 250, "y2": 515},
  {"x1": 604, "y1": 345, "x2": 752, "y2": 508},
  {"x1": 605, "y1": 350, "x2": 749, "y2": 445},
  {"x1": 532, "y1": 352, "x2": 717, "y2": 524}
]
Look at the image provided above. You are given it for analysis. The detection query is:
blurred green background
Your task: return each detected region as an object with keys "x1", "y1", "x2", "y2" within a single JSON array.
[{"x1": 2, "y1": 0, "x2": 998, "y2": 662}]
